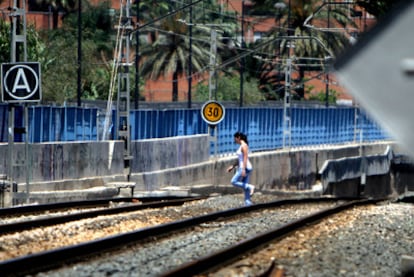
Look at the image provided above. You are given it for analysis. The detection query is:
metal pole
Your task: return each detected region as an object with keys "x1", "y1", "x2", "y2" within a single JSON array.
[
  {"x1": 11, "y1": 0, "x2": 26, "y2": 62},
  {"x1": 9, "y1": 0, "x2": 29, "y2": 205},
  {"x1": 282, "y1": 0, "x2": 292, "y2": 149},
  {"x1": 116, "y1": 0, "x2": 133, "y2": 178},
  {"x1": 187, "y1": 2, "x2": 193, "y2": 108},
  {"x1": 135, "y1": 0, "x2": 140, "y2": 109},
  {"x1": 239, "y1": 0, "x2": 245, "y2": 107},
  {"x1": 325, "y1": 3, "x2": 330, "y2": 107},
  {"x1": 24, "y1": 104, "x2": 29, "y2": 201},
  {"x1": 283, "y1": 58, "x2": 292, "y2": 148},
  {"x1": 274, "y1": 2, "x2": 286, "y2": 93},
  {"x1": 7, "y1": 105, "x2": 14, "y2": 190},
  {"x1": 15, "y1": 0, "x2": 20, "y2": 61},
  {"x1": 208, "y1": 29, "x2": 217, "y2": 100},
  {"x1": 77, "y1": 0, "x2": 82, "y2": 107},
  {"x1": 288, "y1": 0, "x2": 291, "y2": 51},
  {"x1": 8, "y1": 0, "x2": 18, "y2": 190}
]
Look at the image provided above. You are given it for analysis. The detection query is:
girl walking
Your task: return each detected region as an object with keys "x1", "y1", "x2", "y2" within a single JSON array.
[{"x1": 227, "y1": 132, "x2": 255, "y2": 206}]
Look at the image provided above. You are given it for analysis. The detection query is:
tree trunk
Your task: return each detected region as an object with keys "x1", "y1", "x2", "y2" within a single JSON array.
[
  {"x1": 172, "y1": 70, "x2": 178, "y2": 101},
  {"x1": 53, "y1": 8, "x2": 59, "y2": 29},
  {"x1": 298, "y1": 68, "x2": 305, "y2": 98}
]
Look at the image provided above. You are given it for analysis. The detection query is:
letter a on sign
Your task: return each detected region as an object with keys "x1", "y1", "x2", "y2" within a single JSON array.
[
  {"x1": 1, "y1": 62, "x2": 42, "y2": 103},
  {"x1": 13, "y1": 68, "x2": 31, "y2": 93}
]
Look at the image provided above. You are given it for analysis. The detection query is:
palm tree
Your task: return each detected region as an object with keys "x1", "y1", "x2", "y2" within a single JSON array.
[
  {"x1": 138, "y1": 0, "x2": 238, "y2": 102},
  {"x1": 139, "y1": 11, "x2": 211, "y2": 101},
  {"x1": 251, "y1": 0, "x2": 357, "y2": 99}
]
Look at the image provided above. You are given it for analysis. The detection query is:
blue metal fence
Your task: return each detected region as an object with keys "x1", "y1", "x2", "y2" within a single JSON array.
[
  {"x1": 0, "y1": 105, "x2": 99, "y2": 142},
  {"x1": 128, "y1": 109, "x2": 204, "y2": 139},
  {"x1": 0, "y1": 104, "x2": 392, "y2": 155}
]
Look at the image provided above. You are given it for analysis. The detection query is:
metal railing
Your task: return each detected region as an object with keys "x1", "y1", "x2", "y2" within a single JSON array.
[{"x1": 0, "y1": 104, "x2": 392, "y2": 155}]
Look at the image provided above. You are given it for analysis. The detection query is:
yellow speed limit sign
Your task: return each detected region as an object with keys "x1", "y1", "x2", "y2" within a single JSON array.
[{"x1": 201, "y1": 100, "x2": 225, "y2": 125}]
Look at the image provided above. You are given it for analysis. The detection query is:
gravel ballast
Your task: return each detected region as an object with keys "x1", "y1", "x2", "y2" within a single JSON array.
[{"x1": 31, "y1": 195, "x2": 414, "y2": 277}]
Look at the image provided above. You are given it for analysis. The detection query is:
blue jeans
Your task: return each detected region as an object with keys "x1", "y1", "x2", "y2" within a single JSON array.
[{"x1": 231, "y1": 167, "x2": 253, "y2": 205}]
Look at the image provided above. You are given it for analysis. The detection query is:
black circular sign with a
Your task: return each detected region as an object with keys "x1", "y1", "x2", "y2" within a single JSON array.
[{"x1": 1, "y1": 62, "x2": 41, "y2": 103}]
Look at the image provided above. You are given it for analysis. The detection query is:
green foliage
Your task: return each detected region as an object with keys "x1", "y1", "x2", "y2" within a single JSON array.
[
  {"x1": 38, "y1": 1, "x2": 130, "y2": 103},
  {"x1": 194, "y1": 75, "x2": 264, "y2": 105},
  {"x1": 308, "y1": 89, "x2": 338, "y2": 104},
  {"x1": 0, "y1": 20, "x2": 11, "y2": 63},
  {"x1": 39, "y1": 31, "x2": 78, "y2": 102},
  {"x1": 0, "y1": 20, "x2": 45, "y2": 64}
]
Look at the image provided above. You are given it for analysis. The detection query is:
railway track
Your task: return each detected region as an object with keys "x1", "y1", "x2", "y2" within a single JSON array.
[
  {"x1": 0, "y1": 196, "x2": 203, "y2": 234},
  {"x1": 0, "y1": 196, "x2": 378, "y2": 276},
  {"x1": 162, "y1": 198, "x2": 382, "y2": 276},
  {"x1": 0, "y1": 196, "x2": 201, "y2": 218}
]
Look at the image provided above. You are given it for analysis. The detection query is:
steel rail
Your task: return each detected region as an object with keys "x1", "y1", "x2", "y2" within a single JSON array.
[
  {"x1": 0, "y1": 197, "x2": 362, "y2": 276},
  {"x1": 160, "y1": 198, "x2": 384, "y2": 276},
  {"x1": 0, "y1": 197, "x2": 204, "y2": 234},
  {"x1": 0, "y1": 196, "x2": 201, "y2": 216},
  {"x1": 0, "y1": 197, "x2": 135, "y2": 216}
]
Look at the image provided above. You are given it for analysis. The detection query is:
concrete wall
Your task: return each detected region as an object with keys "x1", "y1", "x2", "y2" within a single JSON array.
[
  {"x1": 130, "y1": 135, "x2": 210, "y2": 172},
  {"x1": 0, "y1": 136, "x2": 401, "y2": 199},
  {"x1": 129, "y1": 135, "x2": 211, "y2": 191},
  {"x1": 0, "y1": 141, "x2": 125, "y2": 190},
  {"x1": 319, "y1": 145, "x2": 395, "y2": 197},
  {"x1": 129, "y1": 139, "x2": 396, "y2": 193}
]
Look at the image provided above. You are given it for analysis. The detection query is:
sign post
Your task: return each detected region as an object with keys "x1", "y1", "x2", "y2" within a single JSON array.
[
  {"x1": 1, "y1": 62, "x2": 42, "y2": 205},
  {"x1": 201, "y1": 99, "x2": 225, "y2": 156},
  {"x1": 201, "y1": 100, "x2": 225, "y2": 187}
]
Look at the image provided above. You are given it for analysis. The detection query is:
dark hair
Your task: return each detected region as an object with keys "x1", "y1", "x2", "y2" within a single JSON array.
[{"x1": 234, "y1": 131, "x2": 248, "y2": 145}]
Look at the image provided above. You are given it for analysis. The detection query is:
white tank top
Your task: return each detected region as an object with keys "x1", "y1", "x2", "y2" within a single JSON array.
[{"x1": 236, "y1": 145, "x2": 252, "y2": 170}]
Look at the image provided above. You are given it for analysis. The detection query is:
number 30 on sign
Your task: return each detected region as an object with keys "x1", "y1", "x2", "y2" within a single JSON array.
[{"x1": 201, "y1": 100, "x2": 225, "y2": 126}]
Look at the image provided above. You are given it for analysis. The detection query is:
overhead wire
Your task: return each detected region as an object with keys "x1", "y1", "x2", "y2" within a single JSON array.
[{"x1": 102, "y1": 0, "x2": 125, "y2": 140}]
